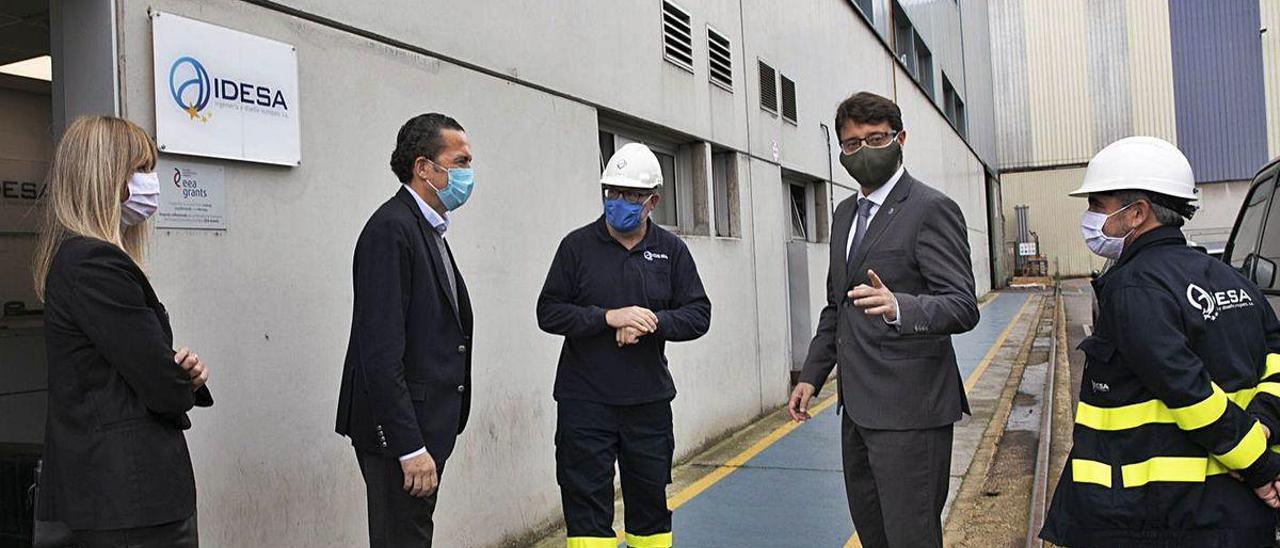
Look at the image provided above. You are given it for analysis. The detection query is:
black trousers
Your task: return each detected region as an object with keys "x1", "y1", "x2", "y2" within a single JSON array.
[
  {"x1": 556, "y1": 399, "x2": 674, "y2": 547},
  {"x1": 355, "y1": 449, "x2": 444, "y2": 548},
  {"x1": 63, "y1": 514, "x2": 198, "y2": 548},
  {"x1": 841, "y1": 412, "x2": 953, "y2": 548}
]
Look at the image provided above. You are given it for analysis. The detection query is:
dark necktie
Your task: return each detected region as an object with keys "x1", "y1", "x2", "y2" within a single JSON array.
[{"x1": 847, "y1": 198, "x2": 874, "y2": 270}]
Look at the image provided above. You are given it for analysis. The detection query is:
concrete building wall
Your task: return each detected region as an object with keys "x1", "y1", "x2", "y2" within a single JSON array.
[{"x1": 90, "y1": 1, "x2": 999, "y2": 545}]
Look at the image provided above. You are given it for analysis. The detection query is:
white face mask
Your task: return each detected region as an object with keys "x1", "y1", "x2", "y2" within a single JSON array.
[
  {"x1": 121, "y1": 172, "x2": 160, "y2": 226},
  {"x1": 1080, "y1": 203, "x2": 1135, "y2": 259}
]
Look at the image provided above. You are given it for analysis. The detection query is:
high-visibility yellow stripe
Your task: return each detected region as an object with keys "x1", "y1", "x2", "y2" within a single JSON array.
[
  {"x1": 1258, "y1": 382, "x2": 1280, "y2": 400},
  {"x1": 1168, "y1": 383, "x2": 1228, "y2": 430},
  {"x1": 1217, "y1": 421, "x2": 1269, "y2": 469},
  {"x1": 1071, "y1": 459, "x2": 1112, "y2": 487},
  {"x1": 1265, "y1": 354, "x2": 1280, "y2": 381},
  {"x1": 1076, "y1": 399, "x2": 1176, "y2": 430},
  {"x1": 567, "y1": 537, "x2": 617, "y2": 548},
  {"x1": 625, "y1": 531, "x2": 673, "y2": 548},
  {"x1": 1075, "y1": 384, "x2": 1256, "y2": 431},
  {"x1": 1120, "y1": 456, "x2": 1229, "y2": 487}
]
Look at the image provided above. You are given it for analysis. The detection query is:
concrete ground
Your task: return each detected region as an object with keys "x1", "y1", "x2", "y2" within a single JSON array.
[{"x1": 527, "y1": 290, "x2": 1046, "y2": 547}]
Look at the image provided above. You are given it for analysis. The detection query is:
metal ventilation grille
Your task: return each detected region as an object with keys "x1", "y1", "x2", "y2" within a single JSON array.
[
  {"x1": 781, "y1": 75, "x2": 797, "y2": 123},
  {"x1": 759, "y1": 60, "x2": 777, "y2": 113},
  {"x1": 708, "y1": 26, "x2": 733, "y2": 91},
  {"x1": 662, "y1": 1, "x2": 694, "y2": 72}
]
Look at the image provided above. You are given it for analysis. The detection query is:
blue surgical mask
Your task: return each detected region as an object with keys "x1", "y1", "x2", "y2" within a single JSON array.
[
  {"x1": 427, "y1": 162, "x2": 474, "y2": 211},
  {"x1": 605, "y1": 198, "x2": 646, "y2": 233}
]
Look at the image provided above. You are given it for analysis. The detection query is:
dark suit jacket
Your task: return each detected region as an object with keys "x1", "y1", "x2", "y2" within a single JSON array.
[
  {"x1": 336, "y1": 186, "x2": 474, "y2": 464},
  {"x1": 799, "y1": 172, "x2": 979, "y2": 430},
  {"x1": 37, "y1": 236, "x2": 213, "y2": 530}
]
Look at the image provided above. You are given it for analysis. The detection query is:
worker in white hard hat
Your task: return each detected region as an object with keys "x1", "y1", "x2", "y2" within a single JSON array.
[
  {"x1": 1041, "y1": 136, "x2": 1280, "y2": 547},
  {"x1": 535, "y1": 142, "x2": 711, "y2": 548}
]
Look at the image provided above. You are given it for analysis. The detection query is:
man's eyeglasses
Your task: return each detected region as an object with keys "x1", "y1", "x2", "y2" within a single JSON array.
[
  {"x1": 839, "y1": 131, "x2": 900, "y2": 155},
  {"x1": 603, "y1": 188, "x2": 654, "y2": 204}
]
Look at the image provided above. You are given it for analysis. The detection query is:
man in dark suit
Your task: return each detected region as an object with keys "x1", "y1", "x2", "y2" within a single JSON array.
[
  {"x1": 788, "y1": 92, "x2": 979, "y2": 548},
  {"x1": 336, "y1": 113, "x2": 475, "y2": 547}
]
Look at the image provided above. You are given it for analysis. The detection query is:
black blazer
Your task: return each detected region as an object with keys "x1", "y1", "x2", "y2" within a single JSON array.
[
  {"x1": 336, "y1": 187, "x2": 474, "y2": 464},
  {"x1": 36, "y1": 236, "x2": 213, "y2": 530},
  {"x1": 799, "y1": 173, "x2": 979, "y2": 430}
]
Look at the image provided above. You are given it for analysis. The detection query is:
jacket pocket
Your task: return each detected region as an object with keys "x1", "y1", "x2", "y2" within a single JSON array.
[
  {"x1": 879, "y1": 335, "x2": 945, "y2": 361},
  {"x1": 1078, "y1": 335, "x2": 1116, "y2": 370},
  {"x1": 641, "y1": 262, "x2": 673, "y2": 302},
  {"x1": 406, "y1": 380, "x2": 429, "y2": 402}
]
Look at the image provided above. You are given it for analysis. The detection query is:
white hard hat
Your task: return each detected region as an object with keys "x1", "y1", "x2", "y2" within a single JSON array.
[
  {"x1": 1070, "y1": 136, "x2": 1197, "y2": 200},
  {"x1": 601, "y1": 143, "x2": 664, "y2": 190}
]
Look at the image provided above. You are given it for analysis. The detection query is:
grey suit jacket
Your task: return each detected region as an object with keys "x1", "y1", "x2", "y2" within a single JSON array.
[{"x1": 799, "y1": 171, "x2": 979, "y2": 430}]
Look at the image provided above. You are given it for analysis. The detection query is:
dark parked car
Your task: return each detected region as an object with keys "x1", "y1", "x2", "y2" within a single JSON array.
[{"x1": 1223, "y1": 157, "x2": 1280, "y2": 316}]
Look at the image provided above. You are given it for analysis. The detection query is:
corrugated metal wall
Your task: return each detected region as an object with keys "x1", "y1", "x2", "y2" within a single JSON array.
[
  {"x1": 1125, "y1": 0, "x2": 1178, "y2": 145},
  {"x1": 1263, "y1": 0, "x2": 1280, "y2": 159},
  {"x1": 991, "y1": 0, "x2": 1179, "y2": 170},
  {"x1": 1025, "y1": 1, "x2": 1095, "y2": 168},
  {"x1": 1001, "y1": 167, "x2": 1110, "y2": 278},
  {"x1": 1169, "y1": 0, "x2": 1269, "y2": 183}
]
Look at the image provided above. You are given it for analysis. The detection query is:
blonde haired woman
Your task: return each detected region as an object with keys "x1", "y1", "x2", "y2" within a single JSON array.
[{"x1": 32, "y1": 116, "x2": 211, "y2": 547}]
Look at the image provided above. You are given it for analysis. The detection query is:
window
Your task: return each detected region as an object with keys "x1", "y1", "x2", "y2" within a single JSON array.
[
  {"x1": 1256, "y1": 178, "x2": 1280, "y2": 291},
  {"x1": 893, "y1": 3, "x2": 916, "y2": 75},
  {"x1": 942, "y1": 74, "x2": 967, "y2": 136},
  {"x1": 781, "y1": 75, "x2": 797, "y2": 124},
  {"x1": 712, "y1": 151, "x2": 740, "y2": 237},
  {"x1": 599, "y1": 130, "x2": 679, "y2": 227},
  {"x1": 852, "y1": 0, "x2": 874, "y2": 23},
  {"x1": 1228, "y1": 175, "x2": 1275, "y2": 270},
  {"x1": 915, "y1": 34, "x2": 934, "y2": 98},
  {"x1": 759, "y1": 60, "x2": 777, "y2": 114},
  {"x1": 598, "y1": 118, "x2": 713, "y2": 235},
  {"x1": 789, "y1": 184, "x2": 808, "y2": 240},
  {"x1": 784, "y1": 172, "x2": 831, "y2": 243},
  {"x1": 708, "y1": 26, "x2": 733, "y2": 92},
  {"x1": 662, "y1": 1, "x2": 694, "y2": 73}
]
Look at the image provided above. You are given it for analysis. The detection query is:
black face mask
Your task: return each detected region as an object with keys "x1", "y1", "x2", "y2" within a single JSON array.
[{"x1": 840, "y1": 141, "x2": 902, "y2": 191}]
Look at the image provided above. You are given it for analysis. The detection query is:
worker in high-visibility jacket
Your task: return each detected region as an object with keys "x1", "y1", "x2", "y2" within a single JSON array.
[{"x1": 1041, "y1": 136, "x2": 1280, "y2": 547}]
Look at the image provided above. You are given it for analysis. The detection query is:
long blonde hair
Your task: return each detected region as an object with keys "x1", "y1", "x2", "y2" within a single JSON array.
[{"x1": 33, "y1": 116, "x2": 157, "y2": 301}]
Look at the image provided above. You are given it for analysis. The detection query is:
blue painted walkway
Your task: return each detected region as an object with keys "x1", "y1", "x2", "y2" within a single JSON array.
[{"x1": 666, "y1": 292, "x2": 1034, "y2": 547}]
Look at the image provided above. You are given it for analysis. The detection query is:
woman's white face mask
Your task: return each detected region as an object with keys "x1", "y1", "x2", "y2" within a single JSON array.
[
  {"x1": 120, "y1": 171, "x2": 160, "y2": 226},
  {"x1": 1080, "y1": 202, "x2": 1136, "y2": 259}
]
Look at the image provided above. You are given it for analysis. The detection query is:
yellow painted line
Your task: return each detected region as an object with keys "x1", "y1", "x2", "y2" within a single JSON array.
[
  {"x1": 667, "y1": 291, "x2": 1016, "y2": 547},
  {"x1": 963, "y1": 295, "x2": 1036, "y2": 394},
  {"x1": 666, "y1": 392, "x2": 840, "y2": 510}
]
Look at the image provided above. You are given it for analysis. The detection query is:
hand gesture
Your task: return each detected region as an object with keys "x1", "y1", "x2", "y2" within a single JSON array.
[{"x1": 848, "y1": 270, "x2": 897, "y2": 322}]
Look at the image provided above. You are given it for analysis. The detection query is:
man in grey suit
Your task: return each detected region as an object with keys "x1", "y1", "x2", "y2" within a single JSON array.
[{"x1": 788, "y1": 92, "x2": 979, "y2": 548}]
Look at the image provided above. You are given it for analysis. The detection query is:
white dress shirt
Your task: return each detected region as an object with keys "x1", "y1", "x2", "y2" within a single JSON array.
[
  {"x1": 399, "y1": 184, "x2": 448, "y2": 462},
  {"x1": 844, "y1": 166, "x2": 905, "y2": 326}
]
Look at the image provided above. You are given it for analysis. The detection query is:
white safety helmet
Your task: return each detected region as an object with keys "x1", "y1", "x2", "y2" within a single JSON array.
[
  {"x1": 601, "y1": 143, "x2": 664, "y2": 190},
  {"x1": 1070, "y1": 136, "x2": 1197, "y2": 200}
]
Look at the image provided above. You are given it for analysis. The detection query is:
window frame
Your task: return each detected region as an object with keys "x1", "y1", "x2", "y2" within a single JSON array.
[{"x1": 1225, "y1": 167, "x2": 1280, "y2": 293}]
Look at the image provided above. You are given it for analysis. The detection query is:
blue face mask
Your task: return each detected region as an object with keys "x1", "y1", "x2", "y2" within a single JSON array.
[
  {"x1": 605, "y1": 198, "x2": 646, "y2": 233},
  {"x1": 427, "y1": 162, "x2": 474, "y2": 211}
]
